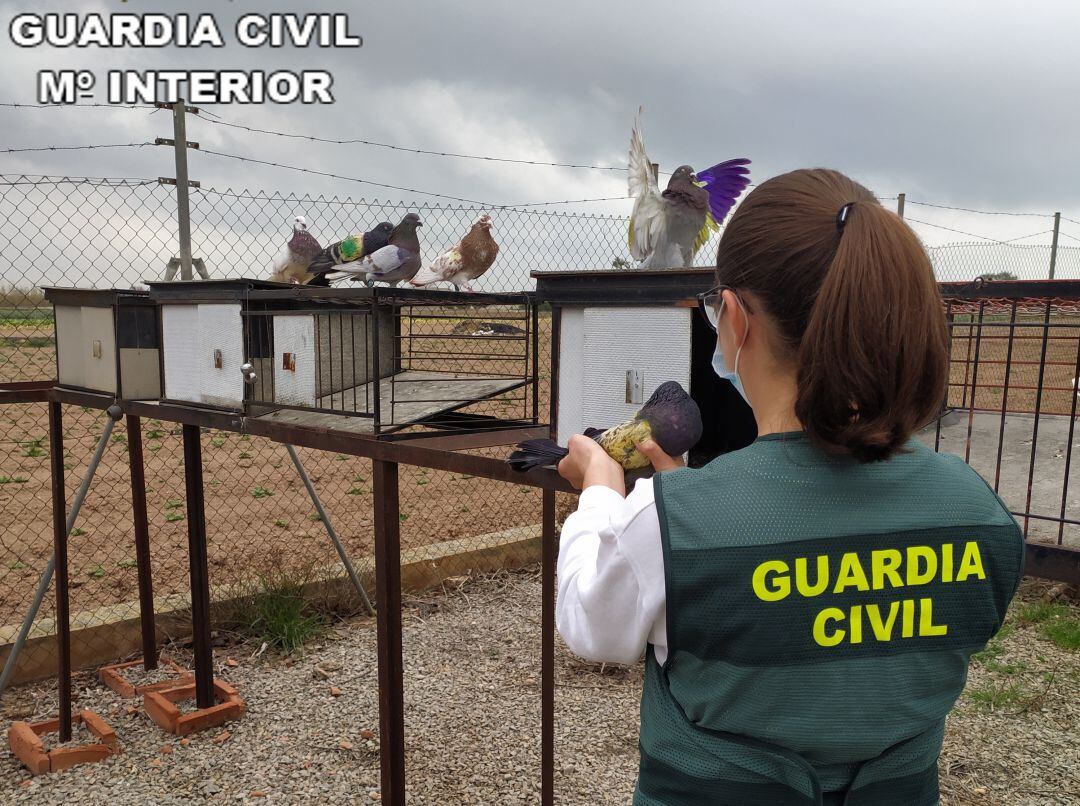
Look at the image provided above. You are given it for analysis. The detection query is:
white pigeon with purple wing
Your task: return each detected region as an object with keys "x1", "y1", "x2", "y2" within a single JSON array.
[
  {"x1": 628, "y1": 109, "x2": 751, "y2": 269},
  {"x1": 268, "y1": 215, "x2": 322, "y2": 284}
]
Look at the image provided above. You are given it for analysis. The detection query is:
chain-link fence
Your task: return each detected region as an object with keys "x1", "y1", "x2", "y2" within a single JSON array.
[{"x1": 1, "y1": 174, "x2": 1077, "y2": 686}]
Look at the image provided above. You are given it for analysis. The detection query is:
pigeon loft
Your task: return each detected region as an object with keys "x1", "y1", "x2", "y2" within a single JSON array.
[
  {"x1": 535, "y1": 268, "x2": 757, "y2": 465},
  {"x1": 41, "y1": 287, "x2": 162, "y2": 400},
  {"x1": 146, "y1": 280, "x2": 541, "y2": 436}
]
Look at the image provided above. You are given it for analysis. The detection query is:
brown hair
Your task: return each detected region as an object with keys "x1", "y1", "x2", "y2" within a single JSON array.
[{"x1": 715, "y1": 168, "x2": 947, "y2": 462}]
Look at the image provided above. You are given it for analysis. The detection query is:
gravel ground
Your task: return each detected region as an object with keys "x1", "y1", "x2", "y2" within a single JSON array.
[{"x1": 1, "y1": 571, "x2": 1076, "y2": 804}]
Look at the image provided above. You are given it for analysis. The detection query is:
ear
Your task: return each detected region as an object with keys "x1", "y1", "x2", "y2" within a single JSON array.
[{"x1": 720, "y1": 289, "x2": 749, "y2": 350}]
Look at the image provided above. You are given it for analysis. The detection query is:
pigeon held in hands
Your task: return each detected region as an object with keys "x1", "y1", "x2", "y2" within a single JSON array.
[
  {"x1": 305, "y1": 222, "x2": 394, "y2": 287},
  {"x1": 410, "y1": 215, "x2": 499, "y2": 292},
  {"x1": 507, "y1": 381, "x2": 703, "y2": 473},
  {"x1": 268, "y1": 215, "x2": 323, "y2": 284},
  {"x1": 326, "y1": 213, "x2": 423, "y2": 287},
  {"x1": 628, "y1": 109, "x2": 751, "y2": 269}
]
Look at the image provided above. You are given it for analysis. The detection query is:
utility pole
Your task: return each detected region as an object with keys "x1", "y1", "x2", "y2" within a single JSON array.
[
  {"x1": 157, "y1": 100, "x2": 209, "y2": 280},
  {"x1": 1049, "y1": 212, "x2": 1061, "y2": 280},
  {"x1": 896, "y1": 193, "x2": 906, "y2": 219}
]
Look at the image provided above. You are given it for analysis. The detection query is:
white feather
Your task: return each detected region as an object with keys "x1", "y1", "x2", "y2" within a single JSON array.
[
  {"x1": 412, "y1": 248, "x2": 463, "y2": 287},
  {"x1": 627, "y1": 110, "x2": 667, "y2": 263}
]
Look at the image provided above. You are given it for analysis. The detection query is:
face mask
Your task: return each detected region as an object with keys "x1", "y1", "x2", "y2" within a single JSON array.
[{"x1": 710, "y1": 298, "x2": 751, "y2": 406}]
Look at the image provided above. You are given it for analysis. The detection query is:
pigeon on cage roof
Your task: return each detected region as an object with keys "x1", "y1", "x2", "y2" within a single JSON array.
[
  {"x1": 628, "y1": 108, "x2": 751, "y2": 269},
  {"x1": 327, "y1": 213, "x2": 423, "y2": 287},
  {"x1": 409, "y1": 215, "x2": 499, "y2": 292},
  {"x1": 507, "y1": 381, "x2": 703, "y2": 475},
  {"x1": 304, "y1": 221, "x2": 395, "y2": 286},
  {"x1": 268, "y1": 214, "x2": 323, "y2": 284}
]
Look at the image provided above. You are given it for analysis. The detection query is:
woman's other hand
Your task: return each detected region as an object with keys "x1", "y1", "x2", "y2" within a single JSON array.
[
  {"x1": 636, "y1": 439, "x2": 685, "y2": 473},
  {"x1": 558, "y1": 434, "x2": 624, "y2": 494}
]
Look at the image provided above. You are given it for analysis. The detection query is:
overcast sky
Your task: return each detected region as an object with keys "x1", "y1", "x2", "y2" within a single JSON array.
[{"x1": 1, "y1": 0, "x2": 1079, "y2": 249}]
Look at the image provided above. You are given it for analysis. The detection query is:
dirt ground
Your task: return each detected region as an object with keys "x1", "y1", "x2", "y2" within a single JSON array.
[{"x1": 0, "y1": 571, "x2": 1076, "y2": 804}]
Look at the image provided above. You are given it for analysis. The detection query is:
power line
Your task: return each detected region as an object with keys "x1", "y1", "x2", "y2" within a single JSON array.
[
  {"x1": 906, "y1": 217, "x2": 1054, "y2": 245},
  {"x1": 200, "y1": 115, "x2": 637, "y2": 173},
  {"x1": 906, "y1": 198, "x2": 1050, "y2": 217},
  {"x1": 0, "y1": 143, "x2": 154, "y2": 155}
]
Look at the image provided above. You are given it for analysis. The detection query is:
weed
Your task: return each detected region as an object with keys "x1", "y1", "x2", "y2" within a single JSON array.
[
  {"x1": 165, "y1": 498, "x2": 184, "y2": 510},
  {"x1": 165, "y1": 512, "x2": 185, "y2": 523},
  {"x1": 335, "y1": 454, "x2": 347, "y2": 462},
  {"x1": 352, "y1": 474, "x2": 366, "y2": 484},
  {"x1": 239, "y1": 451, "x2": 252, "y2": 460},
  {"x1": 966, "y1": 681, "x2": 1027, "y2": 711},
  {"x1": 70, "y1": 527, "x2": 86, "y2": 537},
  {"x1": 273, "y1": 519, "x2": 289, "y2": 528},
  {"x1": 0, "y1": 475, "x2": 29, "y2": 484},
  {"x1": 211, "y1": 437, "x2": 226, "y2": 448},
  {"x1": 346, "y1": 487, "x2": 369, "y2": 495},
  {"x1": 309, "y1": 512, "x2": 323, "y2": 522},
  {"x1": 116, "y1": 559, "x2": 137, "y2": 569},
  {"x1": 146, "y1": 429, "x2": 164, "y2": 439},
  {"x1": 7, "y1": 560, "x2": 28, "y2": 570},
  {"x1": 399, "y1": 514, "x2": 409, "y2": 522},
  {"x1": 1019, "y1": 602, "x2": 1069, "y2": 625},
  {"x1": 149, "y1": 444, "x2": 162, "y2": 453},
  {"x1": 19, "y1": 437, "x2": 45, "y2": 458},
  {"x1": 227, "y1": 571, "x2": 327, "y2": 653},
  {"x1": 1040, "y1": 617, "x2": 1080, "y2": 652},
  {"x1": 252, "y1": 486, "x2": 273, "y2": 499},
  {"x1": 85, "y1": 565, "x2": 106, "y2": 579},
  {"x1": 416, "y1": 478, "x2": 429, "y2": 486},
  {"x1": 111, "y1": 434, "x2": 126, "y2": 445}
]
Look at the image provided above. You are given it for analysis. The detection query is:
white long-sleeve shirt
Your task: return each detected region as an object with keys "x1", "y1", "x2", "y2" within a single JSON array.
[{"x1": 556, "y1": 478, "x2": 670, "y2": 666}]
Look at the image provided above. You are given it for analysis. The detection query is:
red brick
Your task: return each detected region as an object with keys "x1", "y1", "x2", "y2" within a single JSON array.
[
  {"x1": 48, "y1": 744, "x2": 112, "y2": 772},
  {"x1": 100, "y1": 659, "x2": 193, "y2": 699},
  {"x1": 8, "y1": 722, "x2": 49, "y2": 775},
  {"x1": 144, "y1": 679, "x2": 244, "y2": 736},
  {"x1": 79, "y1": 710, "x2": 118, "y2": 749}
]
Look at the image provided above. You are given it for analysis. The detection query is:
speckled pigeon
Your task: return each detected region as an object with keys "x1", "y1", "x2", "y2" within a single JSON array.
[
  {"x1": 329, "y1": 213, "x2": 423, "y2": 287},
  {"x1": 410, "y1": 215, "x2": 499, "y2": 292},
  {"x1": 628, "y1": 111, "x2": 751, "y2": 269},
  {"x1": 304, "y1": 222, "x2": 395, "y2": 287},
  {"x1": 268, "y1": 215, "x2": 322, "y2": 284}
]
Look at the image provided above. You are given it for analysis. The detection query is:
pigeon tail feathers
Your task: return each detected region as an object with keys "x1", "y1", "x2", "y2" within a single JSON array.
[{"x1": 506, "y1": 439, "x2": 569, "y2": 472}]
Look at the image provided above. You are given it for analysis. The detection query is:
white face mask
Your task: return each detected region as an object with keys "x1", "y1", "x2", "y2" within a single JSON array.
[{"x1": 710, "y1": 297, "x2": 751, "y2": 406}]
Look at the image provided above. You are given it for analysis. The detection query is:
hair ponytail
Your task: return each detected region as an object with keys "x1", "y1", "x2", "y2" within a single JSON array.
[{"x1": 715, "y1": 169, "x2": 948, "y2": 462}]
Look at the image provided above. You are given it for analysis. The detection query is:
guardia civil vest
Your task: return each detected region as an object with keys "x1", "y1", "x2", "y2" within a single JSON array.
[{"x1": 641, "y1": 433, "x2": 1024, "y2": 806}]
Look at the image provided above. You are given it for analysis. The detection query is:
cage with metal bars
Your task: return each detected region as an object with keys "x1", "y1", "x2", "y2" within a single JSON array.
[{"x1": 140, "y1": 279, "x2": 541, "y2": 437}]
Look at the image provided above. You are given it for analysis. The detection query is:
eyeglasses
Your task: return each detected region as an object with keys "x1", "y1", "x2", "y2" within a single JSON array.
[{"x1": 696, "y1": 284, "x2": 732, "y2": 332}]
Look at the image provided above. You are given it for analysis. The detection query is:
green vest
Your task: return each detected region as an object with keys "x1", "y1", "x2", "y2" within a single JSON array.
[{"x1": 640, "y1": 433, "x2": 1024, "y2": 806}]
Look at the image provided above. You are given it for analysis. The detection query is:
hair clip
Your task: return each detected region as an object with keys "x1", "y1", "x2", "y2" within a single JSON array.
[{"x1": 837, "y1": 202, "x2": 856, "y2": 232}]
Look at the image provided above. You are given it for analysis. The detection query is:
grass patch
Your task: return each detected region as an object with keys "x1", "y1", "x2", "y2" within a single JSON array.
[
  {"x1": 165, "y1": 512, "x2": 184, "y2": 523},
  {"x1": 0, "y1": 475, "x2": 29, "y2": 484},
  {"x1": 252, "y1": 486, "x2": 273, "y2": 499},
  {"x1": 19, "y1": 437, "x2": 45, "y2": 458},
  {"x1": 211, "y1": 437, "x2": 226, "y2": 448},
  {"x1": 1040, "y1": 618, "x2": 1080, "y2": 652},
  {"x1": 227, "y1": 569, "x2": 327, "y2": 654},
  {"x1": 85, "y1": 565, "x2": 106, "y2": 579},
  {"x1": 165, "y1": 498, "x2": 183, "y2": 510},
  {"x1": 1019, "y1": 601, "x2": 1069, "y2": 625},
  {"x1": 116, "y1": 559, "x2": 137, "y2": 569},
  {"x1": 966, "y1": 680, "x2": 1028, "y2": 711}
]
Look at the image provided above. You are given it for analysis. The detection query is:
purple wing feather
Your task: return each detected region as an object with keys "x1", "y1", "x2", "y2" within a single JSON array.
[{"x1": 696, "y1": 158, "x2": 752, "y2": 225}]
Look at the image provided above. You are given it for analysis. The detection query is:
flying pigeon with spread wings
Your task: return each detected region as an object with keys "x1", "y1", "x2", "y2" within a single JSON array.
[
  {"x1": 268, "y1": 215, "x2": 322, "y2": 284},
  {"x1": 410, "y1": 215, "x2": 499, "y2": 292},
  {"x1": 628, "y1": 111, "x2": 751, "y2": 269}
]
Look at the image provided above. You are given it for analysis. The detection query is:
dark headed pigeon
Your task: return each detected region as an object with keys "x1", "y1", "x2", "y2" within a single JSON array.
[
  {"x1": 346, "y1": 213, "x2": 423, "y2": 287},
  {"x1": 305, "y1": 222, "x2": 394, "y2": 287},
  {"x1": 268, "y1": 215, "x2": 323, "y2": 284},
  {"x1": 628, "y1": 110, "x2": 751, "y2": 268},
  {"x1": 507, "y1": 381, "x2": 703, "y2": 474},
  {"x1": 410, "y1": 215, "x2": 499, "y2": 292}
]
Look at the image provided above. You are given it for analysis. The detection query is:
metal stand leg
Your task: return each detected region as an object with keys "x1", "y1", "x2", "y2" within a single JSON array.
[
  {"x1": 0, "y1": 409, "x2": 119, "y2": 698},
  {"x1": 127, "y1": 415, "x2": 158, "y2": 670},
  {"x1": 541, "y1": 488, "x2": 556, "y2": 806},
  {"x1": 49, "y1": 402, "x2": 73, "y2": 741},
  {"x1": 182, "y1": 424, "x2": 214, "y2": 710},
  {"x1": 373, "y1": 460, "x2": 405, "y2": 806},
  {"x1": 285, "y1": 444, "x2": 375, "y2": 616}
]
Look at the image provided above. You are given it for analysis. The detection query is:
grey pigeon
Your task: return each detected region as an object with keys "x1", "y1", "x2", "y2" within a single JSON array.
[
  {"x1": 268, "y1": 215, "x2": 322, "y2": 283},
  {"x1": 305, "y1": 222, "x2": 394, "y2": 287},
  {"x1": 331, "y1": 213, "x2": 423, "y2": 287}
]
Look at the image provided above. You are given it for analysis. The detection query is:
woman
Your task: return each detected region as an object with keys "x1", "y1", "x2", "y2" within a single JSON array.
[{"x1": 556, "y1": 168, "x2": 1024, "y2": 806}]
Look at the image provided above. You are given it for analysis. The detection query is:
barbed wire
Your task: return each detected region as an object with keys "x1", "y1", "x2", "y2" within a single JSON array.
[
  {"x1": 0, "y1": 174, "x2": 158, "y2": 187},
  {"x1": 0, "y1": 142, "x2": 155, "y2": 154},
  {"x1": 906, "y1": 198, "x2": 1051, "y2": 217},
  {"x1": 0, "y1": 102, "x2": 150, "y2": 110},
  {"x1": 906, "y1": 217, "x2": 1055, "y2": 246}
]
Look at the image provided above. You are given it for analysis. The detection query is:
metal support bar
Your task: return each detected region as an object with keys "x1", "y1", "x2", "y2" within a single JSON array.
[
  {"x1": 541, "y1": 487, "x2": 557, "y2": 806},
  {"x1": 182, "y1": 424, "x2": 214, "y2": 709},
  {"x1": 0, "y1": 412, "x2": 118, "y2": 698},
  {"x1": 1049, "y1": 212, "x2": 1060, "y2": 280},
  {"x1": 373, "y1": 460, "x2": 405, "y2": 806},
  {"x1": 127, "y1": 415, "x2": 158, "y2": 669},
  {"x1": 49, "y1": 402, "x2": 72, "y2": 741},
  {"x1": 172, "y1": 99, "x2": 194, "y2": 281},
  {"x1": 285, "y1": 444, "x2": 375, "y2": 616}
]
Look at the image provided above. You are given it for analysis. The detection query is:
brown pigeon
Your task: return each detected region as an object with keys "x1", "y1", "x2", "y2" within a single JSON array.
[{"x1": 409, "y1": 215, "x2": 499, "y2": 292}]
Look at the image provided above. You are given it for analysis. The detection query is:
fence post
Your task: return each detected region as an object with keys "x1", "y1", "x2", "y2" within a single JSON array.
[
  {"x1": 156, "y1": 100, "x2": 208, "y2": 280},
  {"x1": 1049, "y1": 211, "x2": 1061, "y2": 280},
  {"x1": 897, "y1": 193, "x2": 906, "y2": 219}
]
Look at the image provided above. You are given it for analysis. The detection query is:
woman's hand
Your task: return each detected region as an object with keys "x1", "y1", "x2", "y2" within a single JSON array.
[
  {"x1": 558, "y1": 434, "x2": 624, "y2": 495},
  {"x1": 636, "y1": 439, "x2": 685, "y2": 473}
]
